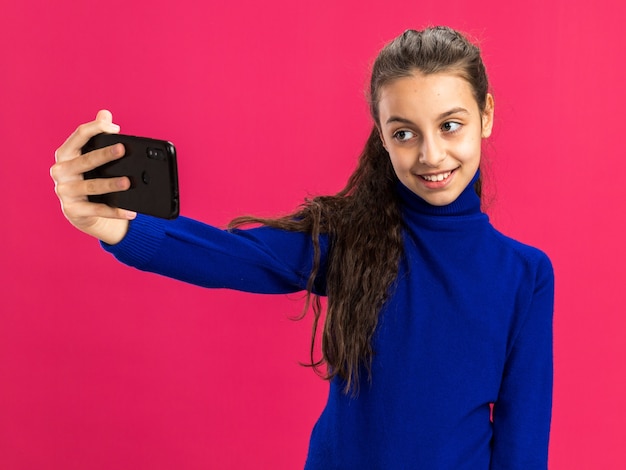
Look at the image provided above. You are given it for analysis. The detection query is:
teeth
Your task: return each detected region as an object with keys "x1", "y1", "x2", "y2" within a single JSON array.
[{"x1": 422, "y1": 171, "x2": 451, "y2": 182}]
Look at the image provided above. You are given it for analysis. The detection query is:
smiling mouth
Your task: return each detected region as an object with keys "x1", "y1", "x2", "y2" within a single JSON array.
[{"x1": 419, "y1": 169, "x2": 456, "y2": 182}]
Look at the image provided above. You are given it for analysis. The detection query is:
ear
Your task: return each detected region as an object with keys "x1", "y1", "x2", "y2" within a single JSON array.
[{"x1": 481, "y1": 93, "x2": 495, "y2": 138}]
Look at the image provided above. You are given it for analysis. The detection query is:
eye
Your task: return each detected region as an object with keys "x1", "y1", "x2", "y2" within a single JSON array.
[
  {"x1": 393, "y1": 130, "x2": 416, "y2": 142},
  {"x1": 441, "y1": 121, "x2": 462, "y2": 133}
]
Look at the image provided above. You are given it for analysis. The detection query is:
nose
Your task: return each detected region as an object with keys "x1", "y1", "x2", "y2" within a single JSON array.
[{"x1": 418, "y1": 135, "x2": 446, "y2": 167}]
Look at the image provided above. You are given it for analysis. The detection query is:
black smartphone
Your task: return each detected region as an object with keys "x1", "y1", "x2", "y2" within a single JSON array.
[{"x1": 82, "y1": 133, "x2": 179, "y2": 219}]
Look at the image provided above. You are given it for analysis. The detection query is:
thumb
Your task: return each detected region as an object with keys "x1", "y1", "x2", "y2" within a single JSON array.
[
  {"x1": 94, "y1": 109, "x2": 120, "y2": 133},
  {"x1": 95, "y1": 109, "x2": 113, "y2": 123}
]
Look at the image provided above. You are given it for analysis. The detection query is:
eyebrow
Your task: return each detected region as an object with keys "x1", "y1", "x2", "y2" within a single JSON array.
[{"x1": 385, "y1": 107, "x2": 470, "y2": 125}]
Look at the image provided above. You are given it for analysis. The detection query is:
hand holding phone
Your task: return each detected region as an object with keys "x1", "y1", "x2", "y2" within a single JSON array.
[
  {"x1": 82, "y1": 134, "x2": 180, "y2": 219},
  {"x1": 51, "y1": 110, "x2": 136, "y2": 245}
]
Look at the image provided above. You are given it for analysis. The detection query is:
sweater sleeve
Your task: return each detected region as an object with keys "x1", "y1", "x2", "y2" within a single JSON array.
[
  {"x1": 491, "y1": 252, "x2": 554, "y2": 470},
  {"x1": 101, "y1": 214, "x2": 328, "y2": 295}
]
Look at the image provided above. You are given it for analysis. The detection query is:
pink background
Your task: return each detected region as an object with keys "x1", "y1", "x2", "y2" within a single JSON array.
[{"x1": 1, "y1": 0, "x2": 625, "y2": 468}]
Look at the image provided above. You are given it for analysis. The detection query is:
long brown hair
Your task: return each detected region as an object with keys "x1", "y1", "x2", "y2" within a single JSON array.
[{"x1": 230, "y1": 26, "x2": 491, "y2": 394}]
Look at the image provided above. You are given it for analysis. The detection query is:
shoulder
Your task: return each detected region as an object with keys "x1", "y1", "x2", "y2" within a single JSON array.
[
  {"x1": 486, "y1": 228, "x2": 554, "y2": 296},
  {"x1": 486, "y1": 230, "x2": 555, "y2": 357}
]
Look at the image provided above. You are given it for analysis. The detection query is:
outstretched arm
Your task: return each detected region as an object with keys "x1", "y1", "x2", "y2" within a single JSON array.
[
  {"x1": 103, "y1": 214, "x2": 328, "y2": 295},
  {"x1": 52, "y1": 111, "x2": 328, "y2": 295}
]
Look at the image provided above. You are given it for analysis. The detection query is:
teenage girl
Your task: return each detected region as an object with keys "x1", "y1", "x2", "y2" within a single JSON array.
[{"x1": 51, "y1": 26, "x2": 554, "y2": 469}]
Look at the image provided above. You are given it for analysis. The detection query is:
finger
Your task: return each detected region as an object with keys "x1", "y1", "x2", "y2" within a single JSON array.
[
  {"x1": 55, "y1": 110, "x2": 121, "y2": 163},
  {"x1": 83, "y1": 174, "x2": 131, "y2": 196},
  {"x1": 95, "y1": 109, "x2": 113, "y2": 122},
  {"x1": 75, "y1": 143, "x2": 126, "y2": 174},
  {"x1": 55, "y1": 175, "x2": 131, "y2": 199},
  {"x1": 51, "y1": 143, "x2": 126, "y2": 184},
  {"x1": 61, "y1": 199, "x2": 137, "y2": 221}
]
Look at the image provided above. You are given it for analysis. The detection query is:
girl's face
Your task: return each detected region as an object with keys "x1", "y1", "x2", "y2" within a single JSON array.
[{"x1": 377, "y1": 71, "x2": 494, "y2": 206}]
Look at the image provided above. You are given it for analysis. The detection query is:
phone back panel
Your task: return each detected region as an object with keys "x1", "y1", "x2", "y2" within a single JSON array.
[{"x1": 83, "y1": 134, "x2": 179, "y2": 219}]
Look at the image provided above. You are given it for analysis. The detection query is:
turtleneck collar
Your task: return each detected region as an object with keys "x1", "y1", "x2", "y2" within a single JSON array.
[{"x1": 395, "y1": 170, "x2": 483, "y2": 218}]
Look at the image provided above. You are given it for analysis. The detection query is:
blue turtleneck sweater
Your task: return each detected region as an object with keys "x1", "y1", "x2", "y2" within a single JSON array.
[{"x1": 104, "y1": 173, "x2": 553, "y2": 469}]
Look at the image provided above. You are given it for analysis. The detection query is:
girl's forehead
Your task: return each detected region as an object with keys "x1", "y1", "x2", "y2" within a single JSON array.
[
  {"x1": 377, "y1": 73, "x2": 477, "y2": 118},
  {"x1": 380, "y1": 72, "x2": 472, "y2": 97}
]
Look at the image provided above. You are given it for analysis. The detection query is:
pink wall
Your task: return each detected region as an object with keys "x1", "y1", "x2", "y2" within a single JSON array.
[{"x1": 1, "y1": 0, "x2": 625, "y2": 468}]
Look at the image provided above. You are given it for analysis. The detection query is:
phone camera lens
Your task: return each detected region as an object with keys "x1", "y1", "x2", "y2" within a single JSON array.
[
  {"x1": 142, "y1": 171, "x2": 150, "y2": 184},
  {"x1": 147, "y1": 147, "x2": 166, "y2": 161}
]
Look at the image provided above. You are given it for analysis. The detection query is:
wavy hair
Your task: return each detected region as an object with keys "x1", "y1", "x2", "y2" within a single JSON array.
[{"x1": 230, "y1": 26, "x2": 490, "y2": 394}]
